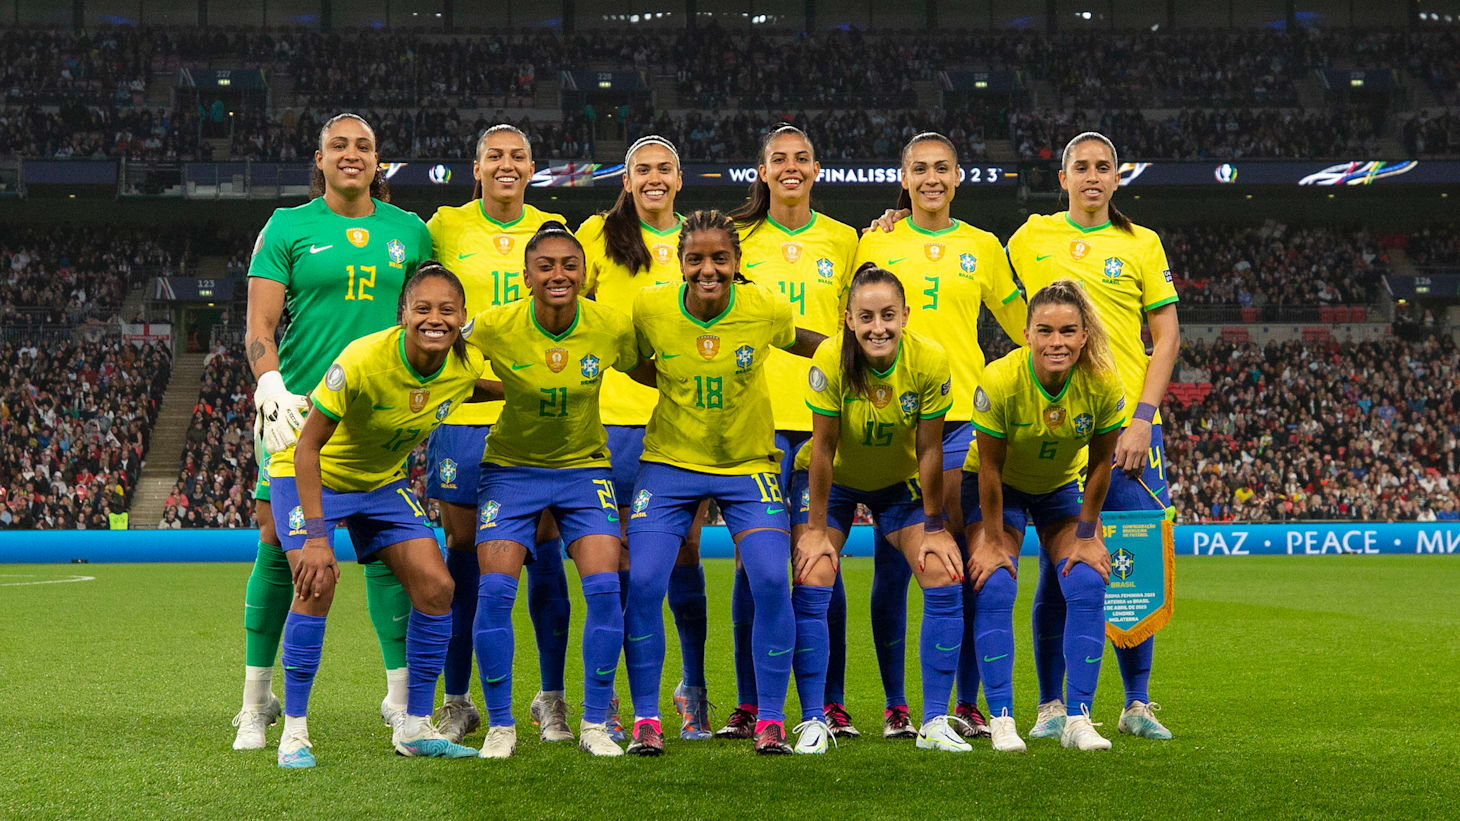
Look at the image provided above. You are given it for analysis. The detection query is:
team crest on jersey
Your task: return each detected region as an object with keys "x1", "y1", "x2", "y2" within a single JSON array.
[
  {"x1": 631, "y1": 489, "x2": 652, "y2": 518},
  {"x1": 494, "y1": 235, "x2": 514, "y2": 255},
  {"x1": 479, "y1": 501, "x2": 500, "y2": 529},
  {"x1": 580, "y1": 354, "x2": 600, "y2": 379},
  {"x1": 781, "y1": 243, "x2": 802, "y2": 264},
  {"x1": 696, "y1": 335, "x2": 720, "y2": 360},
  {"x1": 1111, "y1": 547, "x2": 1135, "y2": 581},
  {"x1": 1073, "y1": 412, "x2": 1093, "y2": 436},
  {"x1": 288, "y1": 506, "x2": 305, "y2": 534},
  {"x1": 1044, "y1": 406, "x2": 1067, "y2": 429},
  {"x1": 959, "y1": 253, "x2": 977, "y2": 274},
  {"x1": 870, "y1": 385, "x2": 892, "y2": 409},
  {"x1": 436, "y1": 400, "x2": 452, "y2": 421},
  {"x1": 544, "y1": 348, "x2": 569, "y2": 373},
  {"x1": 816, "y1": 258, "x2": 834, "y2": 279},
  {"x1": 973, "y1": 386, "x2": 991, "y2": 413},
  {"x1": 1070, "y1": 239, "x2": 1091, "y2": 260},
  {"x1": 409, "y1": 389, "x2": 430, "y2": 413},
  {"x1": 438, "y1": 459, "x2": 458, "y2": 487},
  {"x1": 1103, "y1": 257, "x2": 1125, "y2": 279},
  {"x1": 324, "y1": 363, "x2": 345, "y2": 392},
  {"x1": 734, "y1": 345, "x2": 754, "y2": 370},
  {"x1": 924, "y1": 243, "x2": 945, "y2": 262},
  {"x1": 652, "y1": 244, "x2": 674, "y2": 265},
  {"x1": 387, "y1": 239, "x2": 406, "y2": 267},
  {"x1": 899, "y1": 391, "x2": 919, "y2": 415},
  {"x1": 346, "y1": 228, "x2": 369, "y2": 248}
]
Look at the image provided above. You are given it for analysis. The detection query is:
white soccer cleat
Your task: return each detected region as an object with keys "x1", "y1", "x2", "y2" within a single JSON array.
[
  {"x1": 792, "y1": 719, "x2": 833, "y2": 755},
  {"x1": 479, "y1": 725, "x2": 518, "y2": 759},
  {"x1": 433, "y1": 699, "x2": 482, "y2": 744},
  {"x1": 915, "y1": 715, "x2": 973, "y2": 753},
  {"x1": 380, "y1": 695, "x2": 407, "y2": 731},
  {"x1": 1061, "y1": 707, "x2": 1112, "y2": 751},
  {"x1": 276, "y1": 726, "x2": 315, "y2": 769},
  {"x1": 578, "y1": 721, "x2": 625, "y2": 757},
  {"x1": 1028, "y1": 699, "x2": 1066, "y2": 739},
  {"x1": 1118, "y1": 701, "x2": 1173, "y2": 740},
  {"x1": 232, "y1": 692, "x2": 282, "y2": 751},
  {"x1": 530, "y1": 690, "x2": 574, "y2": 742},
  {"x1": 392, "y1": 717, "x2": 477, "y2": 758},
  {"x1": 988, "y1": 711, "x2": 1027, "y2": 753}
]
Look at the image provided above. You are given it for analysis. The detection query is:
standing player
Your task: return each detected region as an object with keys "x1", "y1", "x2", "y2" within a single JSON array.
[
  {"x1": 622, "y1": 210, "x2": 825, "y2": 756},
  {"x1": 234, "y1": 113, "x2": 432, "y2": 751},
  {"x1": 791, "y1": 264, "x2": 968, "y2": 754},
  {"x1": 718, "y1": 125, "x2": 860, "y2": 739},
  {"x1": 425, "y1": 124, "x2": 574, "y2": 744},
  {"x1": 853, "y1": 132, "x2": 1026, "y2": 738},
  {"x1": 576, "y1": 136, "x2": 711, "y2": 740},
  {"x1": 965, "y1": 280, "x2": 1125, "y2": 753},
  {"x1": 1007, "y1": 132, "x2": 1180, "y2": 742},
  {"x1": 467, "y1": 223, "x2": 650, "y2": 759},
  {"x1": 272, "y1": 264, "x2": 486, "y2": 768}
]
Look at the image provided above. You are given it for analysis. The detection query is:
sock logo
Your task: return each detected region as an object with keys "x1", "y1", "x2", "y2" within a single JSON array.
[
  {"x1": 1084, "y1": 656, "x2": 1102, "y2": 664},
  {"x1": 935, "y1": 642, "x2": 962, "y2": 652},
  {"x1": 594, "y1": 666, "x2": 616, "y2": 676},
  {"x1": 767, "y1": 648, "x2": 793, "y2": 657},
  {"x1": 485, "y1": 674, "x2": 508, "y2": 683},
  {"x1": 982, "y1": 653, "x2": 1008, "y2": 663},
  {"x1": 627, "y1": 634, "x2": 652, "y2": 642}
]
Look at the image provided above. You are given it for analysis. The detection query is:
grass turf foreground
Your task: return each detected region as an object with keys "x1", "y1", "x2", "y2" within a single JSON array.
[{"x1": 1, "y1": 556, "x2": 1457, "y2": 819}]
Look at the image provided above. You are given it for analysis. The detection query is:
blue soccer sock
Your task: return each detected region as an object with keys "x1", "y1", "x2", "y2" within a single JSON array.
[
  {"x1": 1032, "y1": 547, "x2": 1068, "y2": 704},
  {"x1": 824, "y1": 571, "x2": 848, "y2": 706},
  {"x1": 791, "y1": 584, "x2": 832, "y2": 722},
  {"x1": 442, "y1": 548, "x2": 479, "y2": 697},
  {"x1": 730, "y1": 564, "x2": 757, "y2": 708},
  {"x1": 667, "y1": 563, "x2": 708, "y2": 689},
  {"x1": 974, "y1": 568, "x2": 1018, "y2": 717},
  {"x1": 405, "y1": 609, "x2": 452, "y2": 717},
  {"x1": 918, "y1": 584, "x2": 963, "y2": 722},
  {"x1": 618, "y1": 568, "x2": 631, "y2": 610},
  {"x1": 740, "y1": 528, "x2": 794, "y2": 723},
  {"x1": 580, "y1": 571, "x2": 624, "y2": 724},
  {"x1": 525, "y1": 539, "x2": 570, "y2": 693},
  {"x1": 1057, "y1": 559, "x2": 1107, "y2": 716},
  {"x1": 870, "y1": 530, "x2": 912, "y2": 708},
  {"x1": 1116, "y1": 637, "x2": 1154, "y2": 706},
  {"x1": 624, "y1": 529, "x2": 679, "y2": 719},
  {"x1": 953, "y1": 531, "x2": 981, "y2": 706},
  {"x1": 474, "y1": 572, "x2": 519, "y2": 727},
  {"x1": 281, "y1": 611, "x2": 326, "y2": 718}
]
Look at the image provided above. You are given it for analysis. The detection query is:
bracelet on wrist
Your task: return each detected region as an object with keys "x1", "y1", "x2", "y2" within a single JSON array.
[
  {"x1": 304, "y1": 518, "x2": 329, "y2": 540},
  {"x1": 1132, "y1": 402, "x2": 1157, "y2": 424},
  {"x1": 923, "y1": 513, "x2": 947, "y2": 533},
  {"x1": 1075, "y1": 519, "x2": 1098, "y2": 540}
]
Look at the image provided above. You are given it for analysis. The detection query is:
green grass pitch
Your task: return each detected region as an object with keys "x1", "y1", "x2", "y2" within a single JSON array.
[{"x1": 2, "y1": 556, "x2": 1457, "y2": 819}]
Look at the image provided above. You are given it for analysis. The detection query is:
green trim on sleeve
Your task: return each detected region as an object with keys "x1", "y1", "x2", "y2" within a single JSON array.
[
  {"x1": 969, "y1": 421, "x2": 1005, "y2": 439},
  {"x1": 920, "y1": 403, "x2": 952, "y2": 420},
  {"x1": 1144, "y1": 295, "x2": 1180, "y2": 312},
  {"x1": 314, "y1": 403, "x2": 343, "y2": 422},
  {"x1": 1000, "y1": 289, "x2": 1021, "y2": 305},
  {"x1": 806, "y1": 401, "x2": 841, "y2": 417},
  {"x1": 1095, "y1": 421, "x2": 1124, "y2": 435}
]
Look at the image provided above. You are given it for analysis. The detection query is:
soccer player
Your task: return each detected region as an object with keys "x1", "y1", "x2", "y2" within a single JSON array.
[
  {"x1": 1007, "y1": 132, "x2": 1180, "y2": 742},
  {"x1": 271, "y1": 264, "x2": 487, "y2": 768},
  {"x1": 424, "y1": 124, "x2": 575, "y2": 744},
  {"x1": 576, "y1": 136, "x2": 712, "y2": 740},
  {"x1": 466, "y1": 223, "x2": 650, "y2": 759},
  {"x1": 718, "y1": 124, "x2": 861, "y2": 740},
  {"x1": 964, "y1": 280, "x2": 1124, "y2": 752},
  {"x1": 235, "y1": 113, "x2": 433, "y2": 751},
  {"x1": 852, "y1": 132, "x2": 1026, "y2": 739},
  {"x1": 622, "y1": 210, "x2": 825, "y2": 756},
  {"x1": 791, "y1": 263, "x2": 967, "y2": 754}
]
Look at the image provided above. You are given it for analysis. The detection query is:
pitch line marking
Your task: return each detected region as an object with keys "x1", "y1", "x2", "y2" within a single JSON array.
[{"x1": 0, "y1": 574, "x2": 96, "y2": 587}]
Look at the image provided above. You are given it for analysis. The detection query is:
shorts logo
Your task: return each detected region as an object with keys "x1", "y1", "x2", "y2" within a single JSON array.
[
  {"x1": 438, "y1": 458, "x2": 458, "y2": 487},
  {"x1": 696, "y1": 335, "x2": 720, "y2": 360},
  {"x1": 808, "y1": 365, "x2": 827, "y2": 392},
  {"x1": 1044, "y1": 406, "x2": 1067, "y2": 429},
  {"x1": 545, "y1": 347, "x2": 568, "y2": 373},
  {"x1": 580, "y1": 354, "x2": 600, "y2": 379},
  {"x1": 494, "y1": 235, "x2": 514, "y2": 255},
  {"x1": 346, "y1": 228, "x2": 369, "y2": 248},
  {"x1": 941, "y1": 378, "x2": 952, "y2": 396},
  {"x1": 734, "y1": 345, "x2": 754, "y2": 370},
  {"x1": 387, "y1": 239, "x2": 406, "y2": 267},
  {"x1": 816, "y1": 258, "x2": 834, "y2": 279},
  {"x1": 871, "y1": 385, "x2": 892, "y2": 409},
  {"x1": 478, "y1": 500, "x2": 500, "y2": 529},
  {"x1": 287, "y1": 506, "x2": 305, "y2": 535},
  {"x1": 1103, "y1": 257, "x2": 1125, "y2": 279},
  {"x1": 652, "y1": 244, "x2": 674, "y2": 265},
  {"x1": 324, "y1": 363, "x2": 345, "y2": 392},
  {"x1": 781, "y1": 243, "x2": 802, "y2": 264},
  {"x1": 1111, "y1": 547, "x2": 1135, "y2": 581},
  {"x1": 409, "y1": 389, "x2": 430, "y2": 413},
  {"x1": 973, "y1": 386, "x2": 991, "y2": 413},
  {"x1": 1069, "y1": 239, "x2": 1090, "y2": 260},
  {"x1": 461, "y1": 318, "x2": 475, "y2": 340},
  {"x1": 899, "y1": 391, "x2": 919, "y2": 415},
  {"x1": 1073, "y1": 412, "x2": 1093, "y2": 436},
  {"x1": 435, "y1": 400, "x2": 452, "y2": 421},
  {"x1": 631, "y1": 489, "x2": 652, "y2": 518},
  {"x1": 799, "y1": 488, "x2": 810, "y2": 513},
  {"x1": 959, "y1": 253, "x2": 977, "y2": 273}
]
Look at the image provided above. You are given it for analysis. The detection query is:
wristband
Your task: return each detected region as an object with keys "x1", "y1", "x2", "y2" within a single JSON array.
[
  {"x1": 1075, "y1": 519, "x2": 1098, "y2": 540},
  {"x1": 304, "y1": 518, "x2": 329, "y2": 540},
  {"x1": 923, "y1": 513, "x2": 947, "y2": 533},
  {"x1": 1132, "y1": 402, "x2": 1157, "y2": 423}
]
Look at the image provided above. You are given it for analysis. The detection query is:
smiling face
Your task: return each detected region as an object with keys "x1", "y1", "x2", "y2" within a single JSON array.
[
  {"x1": 901, "y1": 139, "x2": 959, "y2": 215},
  {"x1": 846, "y1": 280, "x2": 908, "y2": 364},
  {"x1": 1024, "y1": 301, "x2": 1088, "y2": 382},
  {"x1": 474, "y1": 129, "x2": 532, "y2": 204},
  {"x1": 760, "y1": 131, "x2": 818, "y2": 205},
  {"x1": 625, "y1": 143, "x2": 682, "y2": 220},
  {"x1": 680, "y1": 227, "x2": 739, "y2": 310},
  {"x1": 315, "y1": 117, "x2": 377, "y2": 197},
  {"x1": 403, "y1": 275, "x2": 465, "y2": 357},
  {"x1": 524, "y1": 235, "x2": 585, "y2": 309},
  {"x1": 1060, "y1": 138, "x2": 1118, "y2": 217}
]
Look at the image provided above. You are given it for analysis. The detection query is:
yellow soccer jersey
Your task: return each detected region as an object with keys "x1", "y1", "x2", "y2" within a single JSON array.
[
  {"x1": 634, "y1": 282, "x2": 796, "y2": 475},
  {"x1": 270, "y1": 327, "x2": 486, "y2": 492},
  {"x1": 853, "y1": 218, "x2": 1023, "y2": 422},
  {"x1": 1007, "y1": 212, "x2": 1179, "y2": 426},
  {"x1": 739, "y1": 212, "x2": 859, "y2": 432},
  {"x1": 795, "y1": 329, "x2": 952, "y2": 492},
  {"x1": 427, "y1": 201, "x2": 566, "y2": 426},
  {"x1": 967, "y1": 348, "x2": 1125, "y2": 495},
  {"x1": 465, "y1": 297, "x2": 638, "y2": 469},
  {"x1": 577, "y1": 213, "x2": 684, "y2": 426}
]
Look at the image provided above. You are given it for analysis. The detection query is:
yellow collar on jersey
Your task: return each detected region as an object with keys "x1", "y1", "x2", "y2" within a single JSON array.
[
  {"x1": 678, "y1": 282, "x2": 736, "y2": 328},
  {"x1": 398, "y1": 330, "x2": 447, "y2": 384}
]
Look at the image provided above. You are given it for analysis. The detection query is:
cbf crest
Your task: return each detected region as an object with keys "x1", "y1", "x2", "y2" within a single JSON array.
[
  {"x1": 479, "y1": 500, "x2": 500, "y2": 529},
  {"x1": 816, "y1": 258, "x2": 834, "y2": 279},
  {"x1": 288, "y1": 506, "x2": 306, "y2": 534},
  {"x1": 409, "y1": 389, "x2": 430, "y2": 413},
  {"x1": 1073, "y1": 412, "x2": 1093, "y2": 436},
  {"x1": 959, "y1": 253, "x2": 977, "y2": 274},
  {"x1": 781, "y1": 243, "x2": 802, "y2": 264},
  {"x1": 435, "y1": 400, "x2": 452, "y2": 421},
  {"x1": 438, "y1": 458, "x2": 458, "y2": 487},
  {"x1": 545, "y1": 347, "x2": 568, "y2": 373},
  {"x1": 1103, "y1": 257, "x2": 1125, "y2": 279},
  {"x1": 580, "y1": 354, "x2": 601, "y2": 379},
  {"x1": 924, "y1": 243, "x2": 945, "y2": 262},
  {"x1": 1111, "y1": 547, "x2": 1135, "y2": 581},
  {"x1": 899, "y1": 391, "x2": 920, "y2": 415},
  {"x1": 696, "y1": 335, "x2": 720, "y2": 360},
  {"x1": 734, "y1": 345, "x2": 754, "y2": 370},
  {"x1": 631, "y1": 489, "x2": 652, "y2": 519},
  {"x1": 387, "y1": 239, "x2": 406, "y2": 268}
]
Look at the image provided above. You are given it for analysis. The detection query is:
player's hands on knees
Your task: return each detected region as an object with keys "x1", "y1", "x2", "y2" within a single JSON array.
[
  {"x1": 793, "y1": 528, "x2": 838, "y2": 584},
  {"x1": 1063, "y1": 529, "x2": 1111, "y2": 584},
  {"x1": 918, "y1": 528, "x2": 964, "y2": 584},
  {"x1": 967, "y1": 528, "x2": 1016, "y2": 592},
  {"x1": 293, "y1": 538, "x2": 340, "y2": 599},
  {"x1": 862, "y1": 208, "x2": 909, "y2": 234},
  {"x1": 1113, "y1": 419, "x2": 1153, "y2": 478}
]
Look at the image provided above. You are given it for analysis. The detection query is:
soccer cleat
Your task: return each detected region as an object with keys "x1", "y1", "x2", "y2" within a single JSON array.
[
  {"x1": 380, "y1": 695, "x2": 407, "y2": 731},
  {"x1": 1061, "y1": 706, "x2": 1112, "y2": 751},
  {"x1": 529, "y1": 690, "x2": 574, "y2": 742},
  {"x1": 714, "y1": 707, "x2": 757, "y2": 740},
  {"x1": 627, "y1": 720, "x2": 665, "y2": 756},
  {"x1": 792, "y1": 719, "x2": 832, "y2": 755},
  {"x1": 822, "y1": 703, "x2": 860, "y2": 738},
  {"x1": 276, "y1": 726, "x2": 315, "y2": 769},
  {"x1": 578, "y1": 721, "x2": 625, "y2": 757},
  {"x1": 479, "y1": 725, "x2": 518, "y2": 759},
  {"x1": 954, "y1": 701, "x2": 991, "y2": 739},
  {"x1": 672, "y1": 681, "x2": 714, "y2": 740},
  {"x1": 754, "y1": 723, "x2": 793, "y2": 755},
  {"x1": 393, "y1": 719, "x2": 478, "y2": 758},
  {"x1": 882, "y1": 705, "x2": 918, "y2": 739},
  {"x1": 1028, "y1": 699, "x2": 1067, "y2": 739},
  {"x1": 988, "y1": 711, "x2": 1027, "y2": 753},
  {"x1": 432, "y1": 699, "x2": 481, "y2": 744},
  {"x1": 606, "y1": 691, "x2": 627, "y2": 743},
  {"x1": 1118, "y1": 701, "x2": 1173, "y2": 740},
  {"x1": 232, "y1": 692, "x2": 282, "y2": 750},
  {"x1": 915, "y1": 715, "x2": 973, "y2": 752}
]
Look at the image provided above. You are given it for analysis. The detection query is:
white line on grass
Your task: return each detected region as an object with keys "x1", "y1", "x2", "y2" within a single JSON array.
[{"x1": 0, "y1": 574, "x2": 96, "y2": 587}]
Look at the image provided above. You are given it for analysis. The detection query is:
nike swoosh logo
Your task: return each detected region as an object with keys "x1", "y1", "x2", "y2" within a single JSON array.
[
  {"x1": 1011, "y1": 421, "x2": 1033, "y2": 427},
  {"x1": 1035, "y1": 254, "x2": 1051, "y2": 262},
  {"x1": 607, "y1": 513, "x2": 620, "y2": 522},
  {"x1": 372, "y1": 403, "x2": 395, "y2": 411},
  {"x1": 283, "y1": 665, "x2": 299, "y2": 670},
  {"x1": 595, "y1": 666, "x2": 616, "y2": 676},
  {"x1": 244, "y1": 603, "x2": 264, "y2": 609},
  {"x1": 795, "y1": 647, "x2": 813, "y2": 654},
  {"x1": 882, "y1": 638, "x2": 904, "y2": 647},
  {"x1": 767, "y1": 648, "x2": 792, "y2": 656},
  {"x1": 627, "y1": 634, "x2": 652, "y2": 642},
  {"x1": 745, "y1": 261, "x2": 765, "y2": 268},
  {"x1": 485, "y1": 674, "x2": 507, "y2": 683},
  {"x1": 553, "y1": 629, "x2": 567, "y2": 636},
  {"x1": 510, "y1": 362, "x2": 534, "y2": 370},
  {"x1": 1085, "y1": 656, "x2": 1102, "y2": 664},
  {"x1": 309, "y1": 244, "x2": 332, "y2": 254},
  {"x1": 887, "y1": 257, "x2": 905, "y2": 265},
  {"x1": 982, "y1": 653, "x2": 1009, "y2": 663},
  {"x1": 765, "y1": 506, "x2": 784, "y2": 515},
  {"x1": 457, "y1": 252, "x2": 477, "y2": 260},
  {"x1": 393, "y1": 613, "x2": 409, "y2": 622},
  {"x1": 659, "y1": 352, "x2": 682, "y2": 359},
  {"x1": 935, "y1": 643, "x2": 961, "y2": 652}
]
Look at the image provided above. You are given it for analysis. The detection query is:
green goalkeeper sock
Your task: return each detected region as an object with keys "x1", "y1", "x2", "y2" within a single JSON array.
[
  {"x1": 364, "y1": 561, "x2": 410, "y2": 671},
  {"x1": 243, "y1": 541, "x2": 294, "y2": 668}
]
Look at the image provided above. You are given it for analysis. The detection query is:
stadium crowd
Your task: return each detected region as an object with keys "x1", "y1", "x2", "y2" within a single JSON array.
[
  {"x1": 1403, "y1": 226, "x2": 1460, "y2": 269},
  {"x1": 0, "y1": 338, "x2": 170, "y2": 530},
  {"x1": 167, "y1": 347, "x2": 257, "y2": 529},
  {"x1": 1162, "y1": 223, "x2": 1388, "y2": 309},
  {"x1": 0, "y1": 226, "x2": 196, "y2": 326}
]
